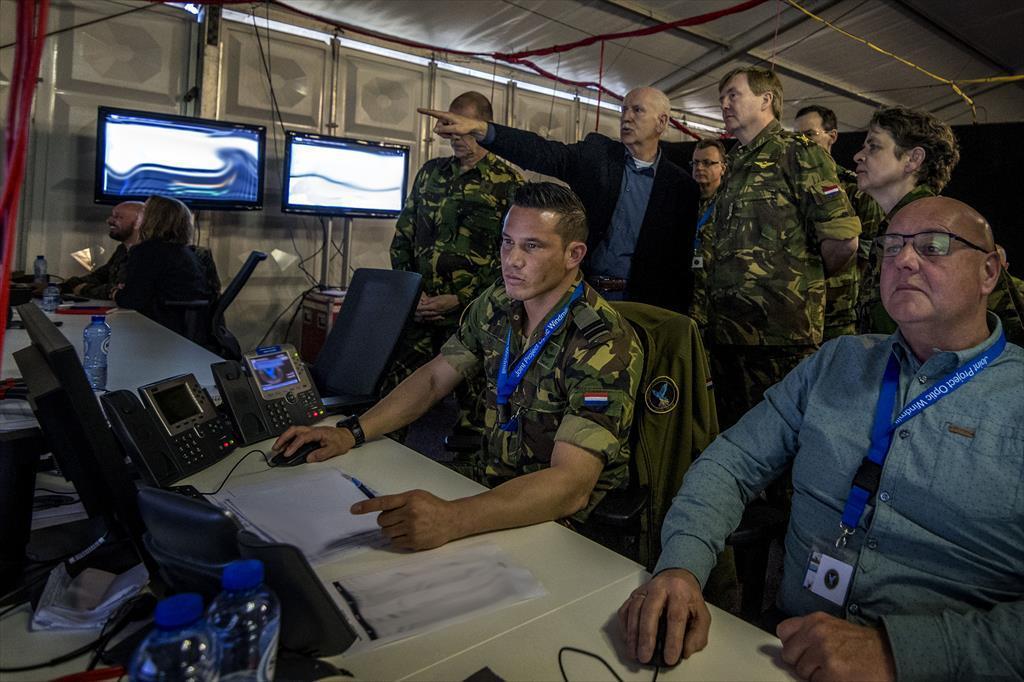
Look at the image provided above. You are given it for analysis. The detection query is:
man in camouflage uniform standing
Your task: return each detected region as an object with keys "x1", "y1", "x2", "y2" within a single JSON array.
[
  {"x1": 386, "y1": 91, "x2": 522, "y2": 431},
  {"x1": 692, "y1": 67, "x2": 861, "y2": 431},
  {"x1": 691, "y1": 139, "x2": 727, "y2": 216},
  {"x1": 795, "y1": 104, "x2": 884, "y2": 339},
  {"x1": 274, "y1": 183, "x2": 643, "y2": 551}
]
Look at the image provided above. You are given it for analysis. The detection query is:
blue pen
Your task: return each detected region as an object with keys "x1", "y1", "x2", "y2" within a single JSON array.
[{"x1": 342, "y1": 473, "x2": 375, "y2": 499}]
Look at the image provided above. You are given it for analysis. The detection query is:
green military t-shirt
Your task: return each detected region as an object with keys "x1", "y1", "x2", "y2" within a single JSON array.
[
  {"x1": 692, "y1": 120, "x2": 861, "y2": 347},
  {"x1": 440, "y1": 277, "x2": 643, "y2": 521},
  {"x1": 390, "y1": 152, "x2": 522, "y2": 323}
]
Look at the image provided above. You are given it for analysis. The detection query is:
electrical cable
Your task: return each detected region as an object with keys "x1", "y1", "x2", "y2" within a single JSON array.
[
  {"x1": 258, "y1": 285, "x2": 315, "y2": 346},
  {"x1": 192, "y1": 448, "x2": 271, "y2": 496},
  {"x1": 557, "y1": 646, "x2": 625, "y2": 682}
]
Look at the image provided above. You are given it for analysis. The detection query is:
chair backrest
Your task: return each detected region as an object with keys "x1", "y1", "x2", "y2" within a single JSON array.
[
  {"x1": 312, "y1": 268, "x2": 422, "y2": 403},
  {"x1": 611, "y1": 301, "x2": 720, "y2": 567},
  {"x1": 211, "y1": 251, "x2": 267, "y2": 360}
]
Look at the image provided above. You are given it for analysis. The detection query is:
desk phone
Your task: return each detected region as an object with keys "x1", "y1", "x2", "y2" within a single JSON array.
[
  {"x1": 102, "y1": 374, "x2": 237, "y2": 487},
  {"x1": 212, "y1": 344, "x2": 326, "y2": 445}
]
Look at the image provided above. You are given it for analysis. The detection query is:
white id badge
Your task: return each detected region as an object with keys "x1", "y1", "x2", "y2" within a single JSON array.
[
  {"x1": 691, "y1": 255, "x2": 704, "y2": 269},
  {"x1": 803, "y1": 547, "x2": 855, "y2": 606}
]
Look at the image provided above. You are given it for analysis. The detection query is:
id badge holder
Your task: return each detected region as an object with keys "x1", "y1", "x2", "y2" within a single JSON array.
[{"x1": 802, "y1": 534, "x2": 857, "y2": 607}]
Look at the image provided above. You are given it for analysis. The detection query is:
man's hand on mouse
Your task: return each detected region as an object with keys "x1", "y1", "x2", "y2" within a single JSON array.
[
  {"x1": 777, "y1": 612, "x2": 895, "y2": 682},
  {"x1": 272, "y1": 425, "x2": 356, "y2": 463},
  {"x1": 618, "y1": 568, "x2": 711, "y2": 666}
]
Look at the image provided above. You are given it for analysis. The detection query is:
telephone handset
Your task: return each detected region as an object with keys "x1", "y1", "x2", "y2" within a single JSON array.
[
  {"x1": 101, "y1": 374, "x2": 238, "y2": 487},
  {"x1": 213, "y1": 344, "x2": 326, "y2": 445}
]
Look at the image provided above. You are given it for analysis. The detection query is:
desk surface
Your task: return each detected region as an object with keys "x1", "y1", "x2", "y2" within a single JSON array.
[
  {"x1": 0, "y1": 365, "x2": 794, "y2": 681},
  {"x1": 3, "y1": 305, "x2": 219, "y2": 388},
  {"x1": 176, "y1": 434, "x2": 795, "y2": 682}
]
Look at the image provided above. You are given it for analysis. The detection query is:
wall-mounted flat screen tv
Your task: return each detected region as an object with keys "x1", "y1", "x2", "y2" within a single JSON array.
[
  {"x1": 95, "y1": 106, "x2": 266, "y2": 211},
  {"x1": 281, "y1": 131, "x2": 409, "y2": 218}
]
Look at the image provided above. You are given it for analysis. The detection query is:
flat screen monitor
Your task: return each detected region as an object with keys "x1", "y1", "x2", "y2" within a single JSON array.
[
  {"x1": 13, "y1": 304, "x2": 148, "y2": 549},
  {"x1": 95, "y1": 106, "x2": 266, "y2": 211},
  {"x1": 281, "y1": 131, "x2": 409, "y2": 218}
]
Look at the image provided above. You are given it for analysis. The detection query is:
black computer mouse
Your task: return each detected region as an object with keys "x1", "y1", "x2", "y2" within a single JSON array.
[
  {"x1": 270, "y1": 441, "x2": 319, "y2": 467},
  {"x1": 650, "y1": 612, "x2": 681, "y2": 668}
]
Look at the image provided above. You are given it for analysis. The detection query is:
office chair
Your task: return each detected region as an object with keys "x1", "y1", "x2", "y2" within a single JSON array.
[
  {"x1": 209, "y1": 250, "x2": 267, "y2": 360},
  {"x1": 589, "y1": 302, "x2": 719, "y2": 568},
  {"x1": 311, "y1": 268, "x2": 422, "y2": 414}
]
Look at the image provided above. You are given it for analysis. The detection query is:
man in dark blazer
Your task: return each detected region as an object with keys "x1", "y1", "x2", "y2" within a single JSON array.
[{"x1": 420, "y1": 87, "x2": 699, "y2": 313}]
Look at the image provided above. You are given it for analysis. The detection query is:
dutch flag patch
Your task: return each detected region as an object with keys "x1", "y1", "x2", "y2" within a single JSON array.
[
  {"x1": 583, "y1": 392, "x2": 610, "y2": 408},
  {"x1": 821, "y1": 184, "x2": 840, "y2": 198}
]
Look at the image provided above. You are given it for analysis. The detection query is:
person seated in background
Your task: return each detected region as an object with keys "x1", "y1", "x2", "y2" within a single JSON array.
[
  {"x1": 113, "y1": 195, "x2": 209, "y2": 337},
  {"x1": 619, "y1": 196, "x2": 1022, "y2": 681},
  {"x1": 57, "y1": 201, "x2": 143, "y2": 300},
  {"x1": 273, "y1": 183, "x2": 643, "y2": 551}
]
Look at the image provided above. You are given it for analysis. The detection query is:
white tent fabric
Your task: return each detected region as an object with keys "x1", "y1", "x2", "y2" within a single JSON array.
[{"x1": 285, "y1": 0, "x2": 1024, "y2": 129}]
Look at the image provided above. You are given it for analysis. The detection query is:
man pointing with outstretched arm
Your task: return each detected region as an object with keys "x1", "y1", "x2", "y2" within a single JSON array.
[{"x1": 273, "y1": 183, "x2": 642, "y2": 551}]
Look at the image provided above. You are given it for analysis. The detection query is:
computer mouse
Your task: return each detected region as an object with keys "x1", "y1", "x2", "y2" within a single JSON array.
[
  {"x1": 650, "y1": 612, "x2": 681, "y2": 668},
  {"x1": 270, "y1": 441, "x2": 319, "y2": 467}
]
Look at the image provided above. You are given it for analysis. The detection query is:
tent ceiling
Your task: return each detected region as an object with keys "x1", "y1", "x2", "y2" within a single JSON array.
[{"x1": 288, "y1": 0, "x2": 1024, "y2": 130}]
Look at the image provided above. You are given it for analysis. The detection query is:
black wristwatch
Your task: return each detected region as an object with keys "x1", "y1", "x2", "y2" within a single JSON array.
[{"x1": 336, "y1": 415, "x2": 365, "y2": 448}]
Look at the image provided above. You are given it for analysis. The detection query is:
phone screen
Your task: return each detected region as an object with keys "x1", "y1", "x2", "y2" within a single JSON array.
[
  {"x1": 153, "y1": 382, "x2": 202, "y2": 426},
  {"x1": 250, "y1": 351, "x2": 301, "y2": 394}
]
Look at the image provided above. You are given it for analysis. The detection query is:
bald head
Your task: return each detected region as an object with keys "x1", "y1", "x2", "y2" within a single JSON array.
[
  {"x1": 620, "y1": 87, "x2": 671, "y2": 161},
  {"x1": 888, "y1": 196, "x2": 994, "y2": 251},
  {"x1": 108, "y1": 201, "x2": 144, "y2": 244}
]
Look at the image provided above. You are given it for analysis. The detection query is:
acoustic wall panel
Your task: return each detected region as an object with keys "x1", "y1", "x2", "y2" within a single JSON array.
[{"x1": 340, "y1": 53, "x2": 425, "y2": 140}]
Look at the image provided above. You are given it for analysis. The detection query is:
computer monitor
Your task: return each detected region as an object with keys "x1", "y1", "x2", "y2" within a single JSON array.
[
  {"x1": 281, "y1": 131, "x2": 410, "y2": 218},
  {"x1": 94, "y1": 106, "x2": 266, "y2": 211},
  {"x1": 13, "y1": 304, "x2": 147, "y2": 551}
]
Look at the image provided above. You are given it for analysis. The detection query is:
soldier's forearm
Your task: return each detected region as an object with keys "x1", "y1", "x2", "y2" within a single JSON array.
[{"x1": 820, "y1": 237, "x2": 858, "y2": 277}]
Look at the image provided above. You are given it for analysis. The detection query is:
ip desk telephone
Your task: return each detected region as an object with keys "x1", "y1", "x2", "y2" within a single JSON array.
[{"x1": 101, "y1": 344, "x2": 326, "y2": 487}]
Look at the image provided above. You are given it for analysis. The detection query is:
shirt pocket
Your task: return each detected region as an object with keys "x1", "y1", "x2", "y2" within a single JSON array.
[
  {"x1": 927, "y1": 416, "x2": 1023, "y2": 519},
  {"x1": 722, "y1": 189, "x2": 785, "y2": 253}
]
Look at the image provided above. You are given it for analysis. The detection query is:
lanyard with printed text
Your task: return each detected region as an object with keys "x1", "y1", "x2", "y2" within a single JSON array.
[
  {"x1": 836, "y1": 331, "x2": 1006, "y2": 547},
  {"x1": 691, "y1": 203, "x2": 715, "y2": 270},
  {"x1": 496, "y1": 284, "x2": 583, "y2": 432}
]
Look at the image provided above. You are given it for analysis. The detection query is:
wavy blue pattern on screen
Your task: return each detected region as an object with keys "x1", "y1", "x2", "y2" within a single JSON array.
[
  {"x1": 102, "y1": 118, "x2": 261, "y2": 202},
  {"x1": 287, "y1": 173, "x2": 400, "y2": 194}
]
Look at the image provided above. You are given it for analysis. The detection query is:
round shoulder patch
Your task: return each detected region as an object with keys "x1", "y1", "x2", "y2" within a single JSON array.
[{"x1": 645, "y1": 376, "x2": 679, "y2": 414}]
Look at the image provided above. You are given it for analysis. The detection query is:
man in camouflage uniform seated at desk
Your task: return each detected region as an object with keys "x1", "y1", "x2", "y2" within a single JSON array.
[{"x1": 275, "y1": 183, "x2": 643, "y2": 551}]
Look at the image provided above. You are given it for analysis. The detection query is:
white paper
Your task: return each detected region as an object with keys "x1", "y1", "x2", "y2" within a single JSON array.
[
  {"x1": 213, "y1": 469, "x2": 382, "y2": 563},
  {"x1": 32, "y1": 563, "x2": 148, "y2": 631},
  {"x1": 333, "y1": 543, "x2": 546, "y2": 643}
]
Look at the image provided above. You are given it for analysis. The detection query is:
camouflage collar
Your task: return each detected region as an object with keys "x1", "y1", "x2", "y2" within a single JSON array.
[
  {"x1": 499, "y1": 273, "x2": 587, "y2": 340},
  {"x1": 885, "y1": 184, "x2": 937, "y2": 221},
  {"x1": 734, "y1": 118, "x2": 784, "y2": 155}
]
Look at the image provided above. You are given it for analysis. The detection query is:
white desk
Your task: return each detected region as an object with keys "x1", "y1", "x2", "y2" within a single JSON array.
[
  {"x1": 175, "y1": 435, "x2": 796, "y2": 682},
  {"x1": 2, "y1": 306, "x2": 219, "y2": 388}
]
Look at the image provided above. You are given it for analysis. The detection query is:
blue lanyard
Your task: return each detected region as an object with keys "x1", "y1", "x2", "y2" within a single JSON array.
[
  {"x1": 836, "y1": 332, "x2": 1006, "y2": 546},
  {"x1": 495, "y1": 284, "x2": 583, "y2": 432}
]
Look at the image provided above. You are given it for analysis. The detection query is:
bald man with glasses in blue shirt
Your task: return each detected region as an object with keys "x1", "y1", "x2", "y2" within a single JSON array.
[{"x1": 620, "y1": 196, "x2": 1023, "y2": 682}]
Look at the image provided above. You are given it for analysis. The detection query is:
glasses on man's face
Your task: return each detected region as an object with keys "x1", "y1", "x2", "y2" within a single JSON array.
[
  {"x1": 690, "y1": 159, "x2": 722, "y2": 169},
  {"x1": 874, "y1": 231, "x2": 991, "y2": 258},
  {"x1": 799, "y1": 129, "x2": 828, "y2": 138}
]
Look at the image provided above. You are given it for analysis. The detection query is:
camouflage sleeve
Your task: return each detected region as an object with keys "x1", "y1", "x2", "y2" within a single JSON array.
[
  {"x1": 454, "y1": 168, "x2": 523, "y2": 307},
  {"x1": 554, "y1": 326, "x2": 643, "y2": 465},
  {"x1": 688, "y1": 212, "x2": 714, "y2": 329},
  {"x1": 439, "y1": 287, "x2": 494, "y2": 380},
  {"x1": 793, "y1": 144, "x2": 861, "y2": 242},
  {"x1": 390, "y1": 165, "x2": 428, "y2": 271}
]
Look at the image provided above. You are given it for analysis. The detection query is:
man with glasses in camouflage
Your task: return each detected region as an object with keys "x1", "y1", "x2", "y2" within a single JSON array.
[{"x1": 620, "y1": 196, "x2": 1023, "y2": 681}]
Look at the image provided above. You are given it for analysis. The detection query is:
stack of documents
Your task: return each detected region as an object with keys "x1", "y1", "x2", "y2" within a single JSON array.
[
  {"x1": 32, "y1": 563, "x2": 148, "y2": 631},
  {"x1": 214, "y1": 469, "x2": 384, "y2": 563}
]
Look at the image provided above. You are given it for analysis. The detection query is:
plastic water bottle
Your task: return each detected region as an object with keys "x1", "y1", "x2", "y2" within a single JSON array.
[
  {"x1": 42, "y1": 284, "x2": 60, "y2": 313},
  {"x1": 129, "y1": 593, "x2": 221, "y2": 682},
  {"x1": 33, "y1": 255, "x2": 47, "y2": 285},
  {"x1": 83, "y1": 315, "x2": 111, "y2": 390},
  {"x1": 207, "y1": 559, "x2": 280, "y2": 681}
]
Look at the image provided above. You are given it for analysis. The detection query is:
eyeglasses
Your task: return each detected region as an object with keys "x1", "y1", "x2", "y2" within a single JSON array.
[
  {"x1": 690, "y1": 159, "x2": 722, "y2": 169},
  {"x1": 874, "y1": 231, "x2": 991, "y2": 258},
  {"x1": 799, "y1": 129, "x2": 829, "y2": 138}
]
